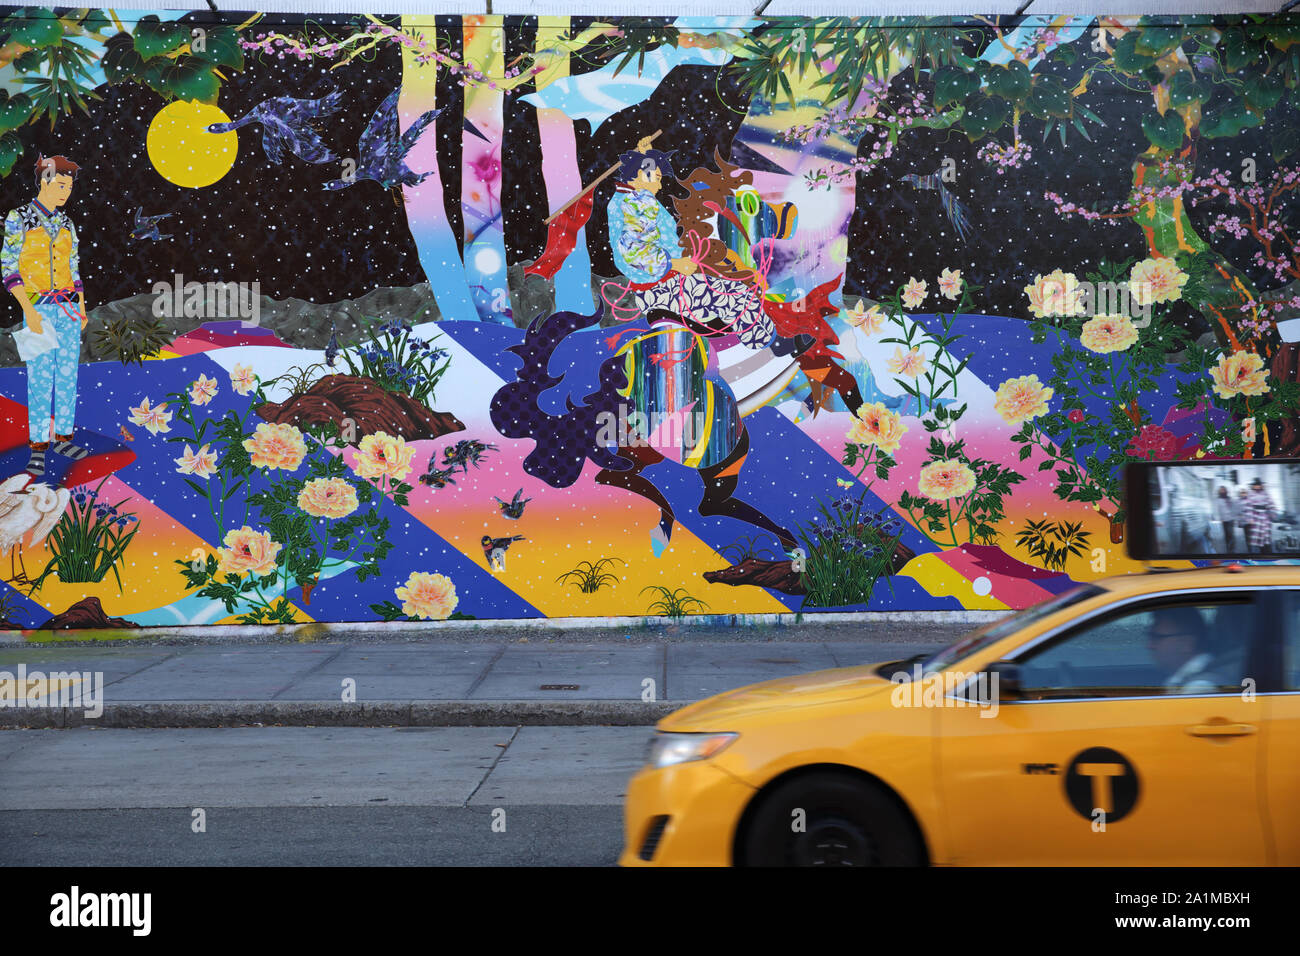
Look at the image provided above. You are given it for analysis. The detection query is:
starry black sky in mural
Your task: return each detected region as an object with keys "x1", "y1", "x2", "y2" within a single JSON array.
[{"x1": 0, "y1": 11, "x2": 425, "y2": 315}]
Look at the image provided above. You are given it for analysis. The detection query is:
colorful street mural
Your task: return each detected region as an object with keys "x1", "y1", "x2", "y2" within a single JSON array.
[{"x1": 0, "y1": 10, "x2": 1297, "y2": 628}]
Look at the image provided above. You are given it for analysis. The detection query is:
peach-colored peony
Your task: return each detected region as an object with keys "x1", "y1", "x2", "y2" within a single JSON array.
[
  {"x1": 230, "y1": 364, "x2": 257, "y2": 396},
  {"x1": 901, "y1": 277, "x2": 928, "y2": 310},
  {"x1": 938, "y1": 267, "x2": 963, "y2": 300},
  {"x1": 354, "y1": 432, "x2": 415, "y2": 482},
  {"x1": 846, "y1": 401, "x2": 908, "y2": 453},
  {"x1": 175, "y1": 443, "x2": 219, "y2": 478},
  {"x1": 994, "y1": 374, "x2": 1054, "y2": 425},
  {"x1": 297, "y1": 477, "x2": 359, "y2": 519},
  {"x1": 918, "y1": 459, "x2": 976, "y2": 500},
  {"x1": 215, "y1": 527, "x2": 281, "y2": 578},
  {"x1": 189, "y1": 373, "x2": 219, "y2": 406},
  {"x1": 128, "y1": 398, "x2": 172, "y2": 435},
  {"x1": 888, "y1": 346, "x2": 927, "y2": 379},
  {"x1": 394, "y1": 571, "x2": 458, "y2": 620},
  {"x1": 1129, "y1": 257, "x2": 1188, "y2": 306},
  {"x1": 1079, "y1": 313, "x2": 1139, "y2": 353},
  {"x1": 1024, "y1": 269, "x2": 1085, "y2": 318},
  {"x1": 243, "y1": 422, "x2": 307, "y2": 471},
  {"x1": 1209, "y1": 350, "x2": 1270, "y2": 399},
  {"x1": 844, "y1": 301, "x2": 885, "y2": 334}
]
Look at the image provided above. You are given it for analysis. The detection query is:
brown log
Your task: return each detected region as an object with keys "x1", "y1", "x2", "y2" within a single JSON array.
[{"x1": 256, "y1": 374, "x2": 465, "y2": 444}]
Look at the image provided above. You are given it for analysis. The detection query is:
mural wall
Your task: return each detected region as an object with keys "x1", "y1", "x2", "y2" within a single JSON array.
[{"x1": 0, "y1": 10, "x2": 1297, "y2": 628}]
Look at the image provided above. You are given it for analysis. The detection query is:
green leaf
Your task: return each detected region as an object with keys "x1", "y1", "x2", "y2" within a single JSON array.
[
  {"x1": 5, "y1": 12, "x2": 64, "y2": 48},
  {"x1": 1111, "y1": 32, "x2": 1154, "y2": 74},
  {"x1": 1200, "y1": 99, "x2": 1265, "y2": 139},
  {"x1": 1142, "y1": 110, "x2": 1185, "y2": 150},
  {"x1": 932, "y1": 65, "x2": 979, "y2": 108},
  {"x1": 984, "y1": 60, "x2": 1031, "y2": 103},
  {"x1": 188, "y1": 24, "x2": 243, "y2": 70},
  {"x1": 0, "y1": 91, "x2": 34, "y2": 135},
  {"x1": 960, "y1": 95, "x2": 1009, "y2": 140},
  {"x1": 1242, "y1": 71, "x2": 1284, "y2": 112},
  {"x1": 1134, "y1": 25, "x2": 1184, "y2": 58},
  {"x1": 157, "y1": 57, "x2": 220, "y2": 103},
  {"x1": 1168, "y1": 71, "x2": 1213, "y2": 108},
  {"x1": 133, "y1": 15, "x2": 189, "y2": 60}
]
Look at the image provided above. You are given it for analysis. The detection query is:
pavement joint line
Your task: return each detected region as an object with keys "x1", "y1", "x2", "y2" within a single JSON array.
[
  {"x1": 270, "y1": 645, "x2": 347, "y2": 701},
  {"x1": 463, "y1": 724, "x2": 521, "y2": 808},
  {"x1": 99, "y1": 649, "x2": 183, "y2": 692},
  {"x1": 463, "y1": 645, "x2": 507, "y2": 699},
  {"x1": 659, "y1": 643, "x2": 667, "y2": 704}
]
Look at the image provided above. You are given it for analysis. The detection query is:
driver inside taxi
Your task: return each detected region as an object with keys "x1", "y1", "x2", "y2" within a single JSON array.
[{"x1": 1146, "y1": 606, "x2": 1224, "y2": 695}]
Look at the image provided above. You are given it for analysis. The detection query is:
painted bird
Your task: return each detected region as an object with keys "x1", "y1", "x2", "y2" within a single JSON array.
[
  {"x1": 481, "y1": 533, "x2": 525, "y2": 570},
  {"x1": 493, "y1": 488, "x2": 531, "y2": 520},
  {"x1": 207, "y1": 90, "x2": 344, "y2": 165},
  {"x1": 900, "y1": 170, "x2": 973, "y2": 244},
  {"x1": 132, "y1": 207, "x2": 173, "y2": 242},
  {"x1": 321, "y1": 88, "x2": 441, "y2": 198}
]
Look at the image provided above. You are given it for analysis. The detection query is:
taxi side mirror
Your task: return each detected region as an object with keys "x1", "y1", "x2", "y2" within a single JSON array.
[{"x1": 986, "y1": 661, "x2": 1022, "y2": 698}]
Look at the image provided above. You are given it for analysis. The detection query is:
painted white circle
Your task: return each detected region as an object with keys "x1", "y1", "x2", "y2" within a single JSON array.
[
  {"x1": 473, "y1": 247, "x2": 502, "y2": 275},
  {"x1": 971, "y1": 576, "x2": 992, "y2": 597}
]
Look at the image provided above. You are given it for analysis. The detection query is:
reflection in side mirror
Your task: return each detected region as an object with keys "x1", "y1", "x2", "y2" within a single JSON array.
[{"x1": 986, "y1": 661, "x2": 1021, "y2": 699}]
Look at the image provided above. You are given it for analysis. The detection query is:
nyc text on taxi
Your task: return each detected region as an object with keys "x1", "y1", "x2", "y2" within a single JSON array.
[{"x1": 621, "y1": 566, "x2": 1299, "y2": 866}]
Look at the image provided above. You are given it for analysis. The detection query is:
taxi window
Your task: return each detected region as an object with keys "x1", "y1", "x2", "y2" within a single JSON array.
[
  {"x1": 1281, "y1": 593, "x2": 1300, "y2": 691},
  {"x1": 920, "y1": 585, "x2": 1101, "y2": 676},
  {"x1": 1011, "y1": 595, "x2": 1257, "y2": 699}
]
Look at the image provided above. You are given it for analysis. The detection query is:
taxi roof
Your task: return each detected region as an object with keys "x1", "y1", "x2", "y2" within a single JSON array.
[{"x1": 1095, "y1": 563, "x2": 1300, "y2": 596}]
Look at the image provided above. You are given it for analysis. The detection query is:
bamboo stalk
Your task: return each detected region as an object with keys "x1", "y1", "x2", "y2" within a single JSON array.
[{"x1": 543, "y1": 129, "x2": 661, "y2": 225}]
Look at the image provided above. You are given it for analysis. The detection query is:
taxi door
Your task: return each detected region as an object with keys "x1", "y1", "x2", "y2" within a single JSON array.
[
  {"x1": 1264, "y1": 591, "x2": 1300, "y2": 865},
  {"x1": 936, "y1": 589, "x2": 1268, "y2": 865}
]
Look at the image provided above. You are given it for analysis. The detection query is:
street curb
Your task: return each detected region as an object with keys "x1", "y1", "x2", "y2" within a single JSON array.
[
  {"x1": 0, "y1": 609, "x2": 1006, "y2": 646},
  {"x1": 0, "y1": 699, "x2": 682, "y2": 729}
]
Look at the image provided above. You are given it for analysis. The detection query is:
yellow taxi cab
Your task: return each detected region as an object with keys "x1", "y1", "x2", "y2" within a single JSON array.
[{"x1": 620, "y1": 565, "x2": 1299, "y2": 866}]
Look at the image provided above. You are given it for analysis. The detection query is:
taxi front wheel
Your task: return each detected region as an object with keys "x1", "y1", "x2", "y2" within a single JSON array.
[{"x1": 740, "y1": 772, "x2": 924, "y2": 867}]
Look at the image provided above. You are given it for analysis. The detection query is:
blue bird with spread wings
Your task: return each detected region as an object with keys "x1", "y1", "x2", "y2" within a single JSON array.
[
  {"x1": 132, "y1": 207, "x2": 172, "y2": 242},
  {"x1": 321, "y1": 88, "x2": 440, "y2": 198},
  {"x1": 206, "y1": 90, "x2": 344, "y2": 165},
  {"x1": 900, "y1": 170, "x2": 973, "y2": 244}
]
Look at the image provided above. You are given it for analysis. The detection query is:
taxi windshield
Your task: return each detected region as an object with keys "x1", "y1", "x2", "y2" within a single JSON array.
[{"x1": 918, "y1": 584, "x2": 1103, "y2": 675}]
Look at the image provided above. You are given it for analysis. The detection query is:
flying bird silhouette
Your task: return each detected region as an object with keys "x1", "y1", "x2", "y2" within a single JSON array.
[
  {"x1": 132, "y1": 207, "x2": 173, "y2": 242},
  {"x1": 321, "y1": 88, "x2": 441, "y2": 197},
  {"x1": 207, "y1": 90, "x2": 344, "y2": 165},
  {"x1": 900, "y1": 171, "x2": 973, "y2": 244},
  {"x1": 494, "y1": 489, "x2": 531, "y2": 520}
]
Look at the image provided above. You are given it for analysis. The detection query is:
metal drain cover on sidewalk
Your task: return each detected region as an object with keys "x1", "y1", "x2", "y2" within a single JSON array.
[{"x1": 539, "y1": 684, "x2": 581, "y2": 691}]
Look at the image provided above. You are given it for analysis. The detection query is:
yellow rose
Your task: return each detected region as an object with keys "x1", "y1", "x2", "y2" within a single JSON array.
[
  {"x1": 215, "y1": 527, "x2": 281, "y2": 578},
  {"x1": 243, "y1": 422, "x2": 307, "y2": 471},
  {"x1": 1024, "y1": 269, "x2": 1084, "y2": 318},
  {"x1": 918, "y1": 459, "x2": 976, "y2": 500},
  {"x1": 1209, "y1": 351, "x2": 1269, "y2": 399},
  {"x1": 846, "y1": 401, "x2": 908, "y2": 454},
  {"x1": 1129, "y1": 256, "x2": 1188, "y2": 306},
  {"x1": 355, "y1": 432, "x2": 416, "y2": 482},
  {"x1": 994, "y1": 374, "x2": 1054, "y2": 425},
  {"x1": 394, "y1": 572, "x2": 458, "y2": 620},
  {"x1": 1079, "y1": 313, "x2": 1139, "y2": 354},
  {"x1": 297, "y1": 477, "x2": 359, "y2": 519}
]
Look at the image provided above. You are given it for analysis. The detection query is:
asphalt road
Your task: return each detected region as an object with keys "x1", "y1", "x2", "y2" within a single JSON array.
[{"x1": 0, "y1": 726, "x2": 649, "y2": 866}]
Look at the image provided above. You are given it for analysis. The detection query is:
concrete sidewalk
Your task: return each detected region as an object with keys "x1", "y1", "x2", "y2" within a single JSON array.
[{"x1": 0, "y1": 628, "x2": 964, "y2": 728}]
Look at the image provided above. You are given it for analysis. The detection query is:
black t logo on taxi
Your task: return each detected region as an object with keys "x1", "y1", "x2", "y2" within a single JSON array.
[{"x1": 1064, "y1": 747, "x2": 1139, "y2": 822}]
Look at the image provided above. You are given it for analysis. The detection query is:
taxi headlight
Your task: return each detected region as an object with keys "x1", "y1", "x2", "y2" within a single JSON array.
[{"x1": 646, "y1": 732, "x2": 738, "y2": 769}]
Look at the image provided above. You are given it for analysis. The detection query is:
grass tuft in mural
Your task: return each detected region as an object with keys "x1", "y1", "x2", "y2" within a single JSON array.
[
  {"x1": 339, "y1": 318, "x2": 451, "y2": 408},
  {"x1": 28, "y1": 479, "x2": 140, "y2": 592},
  {"x1": 1014, "y1": 519, "x2": 1093, "y2": 573},
  {"x1": 90, "y1": 315, "x2": 173, "y2": 366},
  {"x1": 556, "y1": 557, "x2": 625, "y2": 593},
  {"x1": 641, "y1": 586, "x2": 709, "y2": 618}
]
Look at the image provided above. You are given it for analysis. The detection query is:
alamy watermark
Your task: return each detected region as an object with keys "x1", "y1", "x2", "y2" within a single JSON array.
[
  {"x1": 889, "y1": 663, "x2": 999, "y2": 718},
  {"x1": 0, "y1": 664, "x2": 103, "y2": 718},
  {"x1": 152, "y1": 273, "x2": 261, "y2": 328}
]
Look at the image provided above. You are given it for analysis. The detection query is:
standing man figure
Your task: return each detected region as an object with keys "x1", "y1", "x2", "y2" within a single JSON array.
[
  {"x1": 1243, "y1": 477, "x2": 1277, "y2": 555},
  {"x1": 2, "y1": 154, "x2": 90, "y2": 478}
]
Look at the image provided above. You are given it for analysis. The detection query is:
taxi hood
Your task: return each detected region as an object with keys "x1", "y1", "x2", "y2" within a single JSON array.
[{"x1": 659, "y1": 662, "x2": 896, "y2": 730}]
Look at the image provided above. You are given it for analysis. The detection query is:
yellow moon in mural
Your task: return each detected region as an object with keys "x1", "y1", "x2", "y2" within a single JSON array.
[{"x1": 146, "y1": 100, "x2": 238, "y2": 189}]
